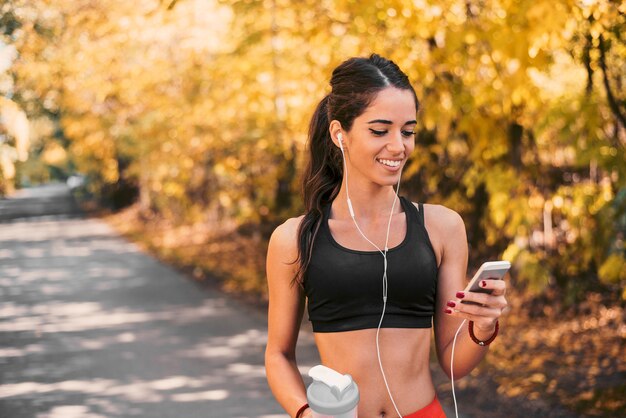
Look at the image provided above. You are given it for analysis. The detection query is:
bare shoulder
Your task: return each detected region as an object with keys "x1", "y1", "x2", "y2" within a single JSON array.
[
  {"x1": 411, "y1": 202, "x2": 466, "y2": 238},
  {"x1": 268, "y1": 215, "x2": 305, "y2": 260}
]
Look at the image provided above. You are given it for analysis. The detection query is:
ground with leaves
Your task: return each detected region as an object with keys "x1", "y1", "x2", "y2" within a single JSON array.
[
  {"x1": 441, "y1": 291, "x2": 625, "y2": 417},
  {"x1": 103, "y1": 204, "x2": 625, "y2": 418}
]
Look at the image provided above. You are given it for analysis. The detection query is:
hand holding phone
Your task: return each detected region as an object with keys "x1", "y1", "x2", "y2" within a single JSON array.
[{"x1": 461, "y1": 261, "x2": 510, "y2": 305}]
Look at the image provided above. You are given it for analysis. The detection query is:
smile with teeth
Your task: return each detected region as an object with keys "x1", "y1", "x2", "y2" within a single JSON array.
[{"x1": 377, "y1": 158, "x2": 402, "y2": 167}]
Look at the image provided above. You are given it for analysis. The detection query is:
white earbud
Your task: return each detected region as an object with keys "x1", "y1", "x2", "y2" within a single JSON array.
[{"x1": 337, "y1": 132, "x2": 344, "y2": 152}]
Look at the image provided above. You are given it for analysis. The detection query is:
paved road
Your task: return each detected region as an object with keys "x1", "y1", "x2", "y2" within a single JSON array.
[
  {"x1": 0, "y1": 184, "x2": 324, "y2": 418},
  {"x1": 0, "y1": 183, "x2": 81, "y2": 221},
  {"x1": 0, "y1": 184, "x2": 461, "y2": 418}
]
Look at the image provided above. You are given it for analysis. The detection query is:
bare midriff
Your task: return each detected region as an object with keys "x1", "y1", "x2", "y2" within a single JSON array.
[{"x1": 314, "y1": 327, "x2": 435, "y2": 418}]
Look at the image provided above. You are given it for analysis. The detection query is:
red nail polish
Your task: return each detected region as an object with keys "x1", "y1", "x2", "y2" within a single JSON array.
[
  {"x1": 445, "y1": 308, "x2": 453, "y2": 314},
  {"x1": 447, "y1": 301, "x2": 456, "y2": 308},
  {"x1": 456, "y1": 291, "x2": 465, "y2": 299},
  {"x1": 481, "y1": 280, "x2": 487, "y2": 288}
]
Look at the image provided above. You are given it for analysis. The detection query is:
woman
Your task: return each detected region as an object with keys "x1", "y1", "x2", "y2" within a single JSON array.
[{"x1": 265, "y1": 54, "x2": 508, "y2": 418}]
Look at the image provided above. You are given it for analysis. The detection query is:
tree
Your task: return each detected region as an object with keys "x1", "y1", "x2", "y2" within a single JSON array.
[{"x1": 4, "y1": 0, "x2": 624, "y2": 299}]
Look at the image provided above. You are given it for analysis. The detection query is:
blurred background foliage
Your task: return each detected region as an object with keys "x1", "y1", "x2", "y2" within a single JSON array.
[{"x1": 0, "y1": 0, "x2": 625, "y2": 303}]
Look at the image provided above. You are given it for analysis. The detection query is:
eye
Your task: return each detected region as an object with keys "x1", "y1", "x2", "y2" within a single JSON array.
[
  {"x1": 370, "y1": 129, "x2": 387, "y2": 136},
  {"x1": 402, "y1": 130, "x2": 416, "y2": 137}
]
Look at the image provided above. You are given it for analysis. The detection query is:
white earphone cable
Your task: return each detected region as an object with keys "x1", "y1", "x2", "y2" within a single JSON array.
[
  {"x1": 450, "y1": 319, "x2": 466, "y2": 418},
  {"x1": 339, "y1": 133, "x2": 464, "y2": 418},
  {"x1": 339, "y1": 134, "x2": 403, "y2": 417}
]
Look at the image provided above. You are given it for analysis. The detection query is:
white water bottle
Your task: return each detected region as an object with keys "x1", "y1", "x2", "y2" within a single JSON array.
[{"x1": 306, "y1": 365, "x2": 360, "y2": 418}]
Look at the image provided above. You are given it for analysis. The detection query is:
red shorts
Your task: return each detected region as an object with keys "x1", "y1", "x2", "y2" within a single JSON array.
[{"x1": 403, "y1": 395, "x2": 447, "y2": 418}]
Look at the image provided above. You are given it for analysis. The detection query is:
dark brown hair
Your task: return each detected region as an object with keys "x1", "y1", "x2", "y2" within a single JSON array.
[{"x1": 293, "y1": 54, "x2": 419, "y2": 286}]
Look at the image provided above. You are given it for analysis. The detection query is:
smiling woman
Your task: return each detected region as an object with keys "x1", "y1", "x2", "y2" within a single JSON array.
[{"x1": 265, "y1": 54, "x2": 509, "y2": 418}]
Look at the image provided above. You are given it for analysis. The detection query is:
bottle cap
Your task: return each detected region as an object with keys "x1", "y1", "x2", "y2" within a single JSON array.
[{"x1": 306, "y1": 365, "x2": 359, "y2": 416}]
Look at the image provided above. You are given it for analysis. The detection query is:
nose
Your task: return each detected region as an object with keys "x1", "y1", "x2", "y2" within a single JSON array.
[{"x1": 386, "y1": 131, "x2": 405, "y2": 154}]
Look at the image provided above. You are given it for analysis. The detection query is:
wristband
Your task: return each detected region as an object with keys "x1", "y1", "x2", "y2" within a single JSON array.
[
  {"x1": 295, "y1": 403, "x2": 309, "y2": 418},
  {"x1": 468, "y1": 320, "x2": 499, "y2": 346}
]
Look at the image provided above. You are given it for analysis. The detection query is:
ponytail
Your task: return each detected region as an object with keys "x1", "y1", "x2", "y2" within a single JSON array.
[{"x1": 293, "y1": 95, "x2": 343, "y2": 286}]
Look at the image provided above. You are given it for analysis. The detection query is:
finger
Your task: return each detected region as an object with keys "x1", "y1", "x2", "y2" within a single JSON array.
[
  {"x1": 455, "y1": 291, "x2": 508, "y2": 309},
  {"x1": 444, "y1": 307, "x2": 501, "y2": 326},
  {"x1": 448, "y1": 300, "x2": 502, "y2": 318},
  {"x1": 478, "y1": 278, "x2": 507, "y2": 296}
]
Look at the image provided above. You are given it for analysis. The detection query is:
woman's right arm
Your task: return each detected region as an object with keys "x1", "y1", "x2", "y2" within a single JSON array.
[{"x1": 265, "y1": 217, "x2": 311, "y2": 418}]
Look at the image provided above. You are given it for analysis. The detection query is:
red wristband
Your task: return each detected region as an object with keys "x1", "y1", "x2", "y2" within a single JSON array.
[
  {"x1": 295, "y1": 403, "x2": 309, "y2": 418},
  {"x1": 468, "y1": 320, "x2": 499, "y2": 346}
]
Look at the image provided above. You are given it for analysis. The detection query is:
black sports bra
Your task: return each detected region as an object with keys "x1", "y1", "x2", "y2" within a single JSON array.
[{"x1": 303, "y1": 197, "x2": 439, "y2": 333}]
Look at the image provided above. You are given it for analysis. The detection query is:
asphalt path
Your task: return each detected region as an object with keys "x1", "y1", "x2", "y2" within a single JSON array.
[
  {"x1": 0, "y1": 184, "x2": 461, "y2": 418},
  {"x1": 0, "y1": 184, "x2": 323, "y2": 417}
]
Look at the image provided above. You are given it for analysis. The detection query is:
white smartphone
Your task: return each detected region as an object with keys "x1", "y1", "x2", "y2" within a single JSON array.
[{"x1": 461, "y1": 260, "x2": 511, "y2": 305}]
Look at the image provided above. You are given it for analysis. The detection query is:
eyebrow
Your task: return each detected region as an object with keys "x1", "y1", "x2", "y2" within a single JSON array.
[{"x1": 367, "y1": 119, "x2": 417, "y2": 125}]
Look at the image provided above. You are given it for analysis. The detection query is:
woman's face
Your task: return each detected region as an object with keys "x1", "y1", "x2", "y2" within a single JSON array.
[{"x1": 344, "y1": 87, "x2": 417, "y2": 187}]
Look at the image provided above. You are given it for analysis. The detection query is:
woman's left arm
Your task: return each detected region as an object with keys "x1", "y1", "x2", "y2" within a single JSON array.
[{"x1": 429, "y1": 206, "x2": 508, "y2": 378}]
